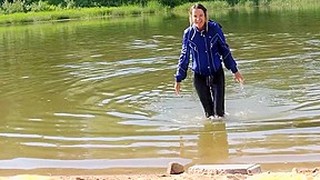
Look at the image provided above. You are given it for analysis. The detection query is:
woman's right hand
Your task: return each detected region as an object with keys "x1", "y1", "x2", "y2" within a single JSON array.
[{"x1": 174, "y1": 82, "x2": 181, "y2": 95}]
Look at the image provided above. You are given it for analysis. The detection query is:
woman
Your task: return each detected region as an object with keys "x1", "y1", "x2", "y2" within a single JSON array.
[{"x1": 174, "y1": 3, "x2": 244, "y2": 119}]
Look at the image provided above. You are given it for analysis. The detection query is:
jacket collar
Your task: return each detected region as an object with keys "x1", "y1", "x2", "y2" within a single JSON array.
[{"x1": 191, "y1": 24, "x2": 206, "y2": 34}]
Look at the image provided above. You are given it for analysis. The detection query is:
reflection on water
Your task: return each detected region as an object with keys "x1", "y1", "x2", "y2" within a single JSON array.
[
  {"x1": 195, "y1": 121, "x2": 228, "y2": 163},
  {"x1": 0, "y1": 8, "x2": 320, "y2": 171}
]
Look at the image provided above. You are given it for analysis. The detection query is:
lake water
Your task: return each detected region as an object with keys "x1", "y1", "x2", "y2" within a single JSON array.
[{"x1": 0, "y1": 8, "x2": 319, "y2": 173}]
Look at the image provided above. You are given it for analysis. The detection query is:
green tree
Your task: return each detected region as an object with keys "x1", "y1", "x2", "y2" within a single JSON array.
[
  {"x1": 158, "y1": 0, "x2": 183, "y2": 8},
  {"x1": 225, "y1": 0, "x2": 240, "y2": 6}
]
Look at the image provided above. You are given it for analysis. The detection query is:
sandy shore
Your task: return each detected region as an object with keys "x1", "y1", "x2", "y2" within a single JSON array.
[
  {"x1": 0, "y1": 172, "x2": 319, "y2": 180},
  {"x1": 1, "y1": 167, "x2": 319, "y2": 180}
]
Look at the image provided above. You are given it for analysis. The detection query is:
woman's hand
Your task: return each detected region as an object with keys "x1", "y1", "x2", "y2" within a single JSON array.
[
  {"x1": 234, "y1": 71, "x2": 244, "y2": 84},
  {"x1": 174, "y1": 82, "x2": 181, "y2": 95}
]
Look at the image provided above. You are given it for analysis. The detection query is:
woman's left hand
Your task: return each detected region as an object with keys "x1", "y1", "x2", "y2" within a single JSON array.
[{"x1": 234, "y1": 71, "x2": 244, "y2": 83}]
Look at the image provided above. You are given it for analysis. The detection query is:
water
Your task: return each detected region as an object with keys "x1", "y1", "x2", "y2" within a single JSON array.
[{"x1": 0, "y1": 8, "x2": 319, "y2": 172}]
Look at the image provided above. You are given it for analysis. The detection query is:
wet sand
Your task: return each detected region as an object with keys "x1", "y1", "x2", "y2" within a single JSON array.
[{"x1": 1, "y1": 166, "x2": 319, "y2": 180}]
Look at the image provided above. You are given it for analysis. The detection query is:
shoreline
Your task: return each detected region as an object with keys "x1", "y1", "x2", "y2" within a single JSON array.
[
  {"x1": 0, "y1": 166, "x2": 319, "y2": 180},
  {"x1": 1, "y1": 161, "x2": 320, "y2": 175},
  {"x1": 1, "y1": 162, "x2": 320, "y2": 179},
  {"x1": 0, "y1": 0, "x2": 319, "y2": 25}
]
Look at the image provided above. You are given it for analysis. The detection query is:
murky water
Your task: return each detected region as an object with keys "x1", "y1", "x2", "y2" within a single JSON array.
[{"x1": 0, "y1": 8, "x2": 319, "y2": 172}]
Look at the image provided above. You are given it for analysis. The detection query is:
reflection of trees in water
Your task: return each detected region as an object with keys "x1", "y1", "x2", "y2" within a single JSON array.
[{"x1": 179, "y1": 121, "x2": 229, "y2": 164}]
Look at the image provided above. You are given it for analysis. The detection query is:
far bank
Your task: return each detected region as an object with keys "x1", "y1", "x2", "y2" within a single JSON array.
[{"x1": 0, "y1": 0, "x2": 319, "y2": 25}]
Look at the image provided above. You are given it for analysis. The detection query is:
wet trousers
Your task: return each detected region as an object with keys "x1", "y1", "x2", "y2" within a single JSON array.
[{"x1": 193, "y1": 68, "x2": 225, "y2": 118}]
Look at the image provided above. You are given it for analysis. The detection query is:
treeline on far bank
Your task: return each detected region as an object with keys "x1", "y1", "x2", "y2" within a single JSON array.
[
  {"x1": 1, "y1": 0, "x2": 318, "y2": 15},
  {"x1": 0, "y1": 0, "x2": 318, "y2": 25}
]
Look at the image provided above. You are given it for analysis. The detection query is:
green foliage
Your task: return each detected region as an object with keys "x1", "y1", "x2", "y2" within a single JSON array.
[
  {"x1": 267, "y1": 0, "x2": 319, "y2": 10},
  {"x1": 1, "y1": 0, "x2": 26, "y2": 14},
  {"x1": 0, "y1": 0, "x2": 319, "y2": 16},
  {"x1": 28, "y1": 0, "x2": 55, "y2": 12},
  {"x1": 64, "y1": 0, "x2": 75, "y2": 9},
  {"x1": 225, "y1": 0, "x2": 240, "y2": 6},
  {"x1": 158, "y1": 0, "x2": 183, "y2": 8}
]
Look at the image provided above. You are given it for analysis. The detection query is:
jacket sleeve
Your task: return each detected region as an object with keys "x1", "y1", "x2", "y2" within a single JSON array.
[
  {"x1": 216, "y1": 25, "x2": 238, "y2": 73},
  {"x1": 175, "y1": 29, "x2": 191, "y2": 82}
]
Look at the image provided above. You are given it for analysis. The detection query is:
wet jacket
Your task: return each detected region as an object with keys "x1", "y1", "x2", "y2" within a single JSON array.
[{"x1": 175, "y1": 20, "x2": 238, "y2": 82}]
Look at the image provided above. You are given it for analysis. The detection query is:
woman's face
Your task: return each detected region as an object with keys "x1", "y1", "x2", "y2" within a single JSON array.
[{"x1": 191, "y1": 8, "x2": 206, "y2": 30}]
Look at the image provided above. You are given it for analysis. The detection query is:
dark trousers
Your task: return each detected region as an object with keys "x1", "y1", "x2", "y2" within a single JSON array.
[{"x1": 193, "y1": 68, "x2": 225, "y2": 118}]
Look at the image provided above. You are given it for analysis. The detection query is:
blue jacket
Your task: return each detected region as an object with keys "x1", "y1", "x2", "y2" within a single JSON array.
[{"x1": 175, "y1": 20, "x2": 238, "y2": 82}]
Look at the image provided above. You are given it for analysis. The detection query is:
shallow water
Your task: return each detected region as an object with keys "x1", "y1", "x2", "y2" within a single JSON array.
[{"x1": 0, "y1": 8, "x2": 319, "y2": 171}]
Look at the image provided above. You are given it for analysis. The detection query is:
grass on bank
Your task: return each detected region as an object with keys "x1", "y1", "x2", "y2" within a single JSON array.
[
  {"x1": 266, "y1": 0, "x2": 319, "y2": 10},
  {"x1": 0, "y1": 1, "x2": 165, "y2": 24},
  {"x1": 0, "y1": 0, "x2": 319, "y2": 24},
  {"x1": 172, "y1": 0, "x2": 320, "y2": 16}
]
